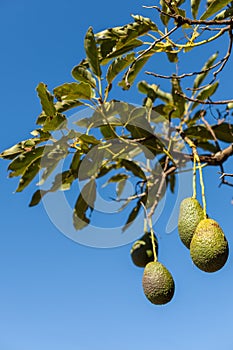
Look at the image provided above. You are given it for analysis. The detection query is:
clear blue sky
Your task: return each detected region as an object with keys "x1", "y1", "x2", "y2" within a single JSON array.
[{"x1": 1, "y1": 1, "x2": 233, "y2": 349}]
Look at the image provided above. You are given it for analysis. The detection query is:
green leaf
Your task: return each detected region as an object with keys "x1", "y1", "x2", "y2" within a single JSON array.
[
  {"x1": 119, "y1": 56, "x2": 149, "y2": 90},
  {"x1": 191, "y1": 0, "x2": 201, "y2": 19},
  {"x1": 0, "y1": 139, "x2": 42, "y2": 160},
  {"x1": 137, "y1": 81, "x2": 157, "y2": 104},
  {"x1": 197, "y1": 141, "x2": 218, "y2": 153},
  {"x1": 122, "y1": 107, "x2": 165, "y2": 157},
  {"x1": 36, "y1": 83, "x2": 56, "y2": 117},
  {"x1": 104, "y1": 173, "x2": 128, "y2": 186},
  {"x1": 55, "y1": 100, "x2": 83, "y2": 113},
  {"x1": 160, "y1": 0, "x2": 185, "y2": 26},
  {"x1": 183, "y1": 123, "x2": 233, "y2": 144},
  {"x1": 75, "y1": 101, "x2": 123, "y2": 129},
  {"x1": 103, "y1": 40, "x2": 142, "y2": 61},
  {"x1": 165, "y1": 46, "x2": 178, "y2": 63},
  {"x1": 193, "y1": 52, "x2": 218, "y2": 89},
  {"x1": 153, "y1": 103, "x2": 187, "y2": 121},
  {"x1": 96, "y1": 15, "x2": 157, "y2": 62},
  {"x1": 38, "y1": 143, "x2": 69, "y2": 185},
  {"x1": 73, "y1": 179, "x2": 96, "y2": 230},
  {"x1": 54, "y1": 82, "x2": 94, "y2": 101},
  {"x1": 122, "y1": 199, "x2": 142, "y2": 232},
  {"x1": 116, "y1": 178, "x2": 127, "y2": 198},
  {"x1": 79, "y1": 134, "x2": 100, "y2": 145},
  {"x1": 29, "y1": 170, "x2": 76, "y2": 207},
  {"x1": 49, "y1": 170, "x2": 75, "y2": 192},
  {"x1": 120, "y1": 159, "x2": 146, "y2": 180},
  {"x1": 43, "y1": 113, "x2": 67, "y2": 131},
  {"x1": 16, "y1": 157, "x2": 41, "y2": 192},
  {"x1": 191, "y1": 82, "x2": 219, "y2": 110},
  {"x1": 106, "y1": 53, "x2": 135, "y2": 85},
  {"x1": 138, "y1": 81, "x2": 172, "y2": 104},
  {"x1": 131, "y1": 14, "x2": 158, "y2": 33},
  {"x1": 183, "y1": 125, "x2": 213, "y2": 140},
  {"x1": 36, "y1": 112, "x2": 47, "y2": 126},
  {"x1": 38, "y1": 158, "x2": 61, "y2": 186},
  {"x1": 200, "y1": 0, "x2": 232, "y2": 20},
  {"x1": 84, "y1": 27, "x2": 102, "y2": 78},
  {"x1": 29, "y1": 189, "x2": 47, "y2": 207},
  {"x1": 8, "y1": 146, "x2": 45, "y2": 177},
  {"x1": 70, "y1": 151, "x2": 82, "y2": 175},
  {"x1": 187, "y1": 110, "x2": 206, "y2": 126},
  {"x1": 72, "y1": 64, "x2": 96, "y2": 88},
  {"x1": 214, "y1": 6, "x2": 233, "y2": 19},
  {"x1": 98, "y1": 38, "x2": 117, "y2": 60},
  {"x1": 100, "y1": 125, "x2": 116, "y2": 139},
  {"x1": 1, "y1": 143, "x2": 29, "y2": 160},
  {"x1": 96, "y1": 163, "x2": 118, "y2": 179},
  {"x1": 172, "y1": 76, "x2": 186, "y2": 118},
  {"x1": 213, "y1": 123, "x2": 233, "y2": 143}
]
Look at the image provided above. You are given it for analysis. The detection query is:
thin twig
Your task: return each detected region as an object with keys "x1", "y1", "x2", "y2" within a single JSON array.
[
  {"x1": 201, "y1": 116, "x2": 226, "y2": 185},
  {"x1": 145, "y1": 59, "x2": 222, "y2": 80},
  {"x1": 147, "y1": 165, "x2": 176, "y2": 219},
  {"x1": 175, "y1": 91, "x2": 233, "y2": 105},
  {"x1": 210, "y1": 27, "x2": 233, "y2": 84},
  {"x1": 173, "y1": 140, "x2": 233, "y2": 166},
  {"x1": 219, "y1": 172, "x2": 233, "y2": 187},
  {"x1": 219, "y1": 172, "x2": 233, "y2": 178},
  {"x1": 143, "y1": 5, "x2": 233, "y2": 26},
  {"x1": 125, "y1": 25, "x2": 180, "y2": 88}
]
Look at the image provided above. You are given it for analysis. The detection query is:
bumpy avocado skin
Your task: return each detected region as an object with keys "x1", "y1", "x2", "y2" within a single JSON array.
[
  {"x1": 178, "y1": 197, "x2": 204, "y2": 249},
  {"x1": 142, "y1": 262, "x2": 175, "y2": 305},
  {"x1": 190, "y1": 219, "x2": 229, "y2": 273},
  {"x1": 130, "y1": 233, "x2": 158, "y2": 268}
]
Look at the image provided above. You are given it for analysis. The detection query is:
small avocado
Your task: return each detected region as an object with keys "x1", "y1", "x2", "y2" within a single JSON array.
[
  {"x1": 178, "y1": 197, "x2": 204, "y2": 249},
  {"x1": 130, "y1": 232, "x2": 158, "y2": 268},
  {"x1": 142, "y1": 261, "x2": 175, "y2": 305},
  {"x1": 190, "y1": 218, "x2": 229, "y2": 273}
]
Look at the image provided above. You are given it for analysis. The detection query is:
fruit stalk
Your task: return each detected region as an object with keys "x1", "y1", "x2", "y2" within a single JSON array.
[
  {"x1": 180, "y1": 130, "x2": 207, "y2": 219},
  {"x1": 196, "y1": 154, "x2": 207, "y2": 219},
  {"x1": 192, "y1": 153, "x2": 197, "y2": 199},
  {"x1": 149, "y1": 218, "x2": 158, "y2": 262}
]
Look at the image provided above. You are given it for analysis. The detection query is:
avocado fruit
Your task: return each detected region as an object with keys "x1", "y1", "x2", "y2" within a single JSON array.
[
  {"x1": 190, "y1": 218, "x2": 229, "y2": 273},
  {"x1": 130, "y1": 232, "x2": 158, "y2": 268},
  {"x1": 178, "y1": 197, "x2": 204, "y2": 249},
  {"x1": 142, "y1": 261, "x2": 175, "y2": 305}
]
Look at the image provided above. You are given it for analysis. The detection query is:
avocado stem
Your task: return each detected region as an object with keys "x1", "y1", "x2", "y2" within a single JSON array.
[
  {"x1": 180, "y1": 131, "x2": 207, "y2": 219},
  {"x1": 192, "y1": 154, "x2": 197, "y2": 199},
  {"x1": 149, "y1": 218, "x2": 158, "y2": 262},
  {"x1": 196, "y1": 155, "x2": 207, "y2": 219}
]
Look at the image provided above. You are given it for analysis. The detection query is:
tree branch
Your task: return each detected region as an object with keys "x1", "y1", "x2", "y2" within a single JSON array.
[
  {"x1": 175, "y1": 91, "x2": 233, "y2": 105},
  {"x1": 143, "y1": 5, "x2": 233, "y2": 26},
  {"x1": 174, "y1": 142, "x2": 233, "y2": 166}
]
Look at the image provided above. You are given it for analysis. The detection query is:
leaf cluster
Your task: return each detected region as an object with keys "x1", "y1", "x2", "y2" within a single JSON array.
[{"x1": 1, "y1": 0, "x2": 233, "y2": 231}]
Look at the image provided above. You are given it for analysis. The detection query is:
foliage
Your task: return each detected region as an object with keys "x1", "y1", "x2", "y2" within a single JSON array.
[{"x1": 1, "y1": 0, "x2": 233, "y2": 233}]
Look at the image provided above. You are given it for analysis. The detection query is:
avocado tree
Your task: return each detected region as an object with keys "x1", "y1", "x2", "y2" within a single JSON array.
[{"x1": 1, "y1": 0, "x2": 233, "y2": 304}]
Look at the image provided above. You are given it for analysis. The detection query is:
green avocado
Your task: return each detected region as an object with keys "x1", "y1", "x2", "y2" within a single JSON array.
[
  {"x1": 130, "y1": 232, "x2": 158, "y2": 268},
  {"x1": 190, "y1": 218, "x2": 229, "y2": 273},
  {"x1": 142, "y1": 261, "x2": 175, "y2": 305},
  {"x1": 178, "y1": 197, "x2": 204, "y2": 249}
]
